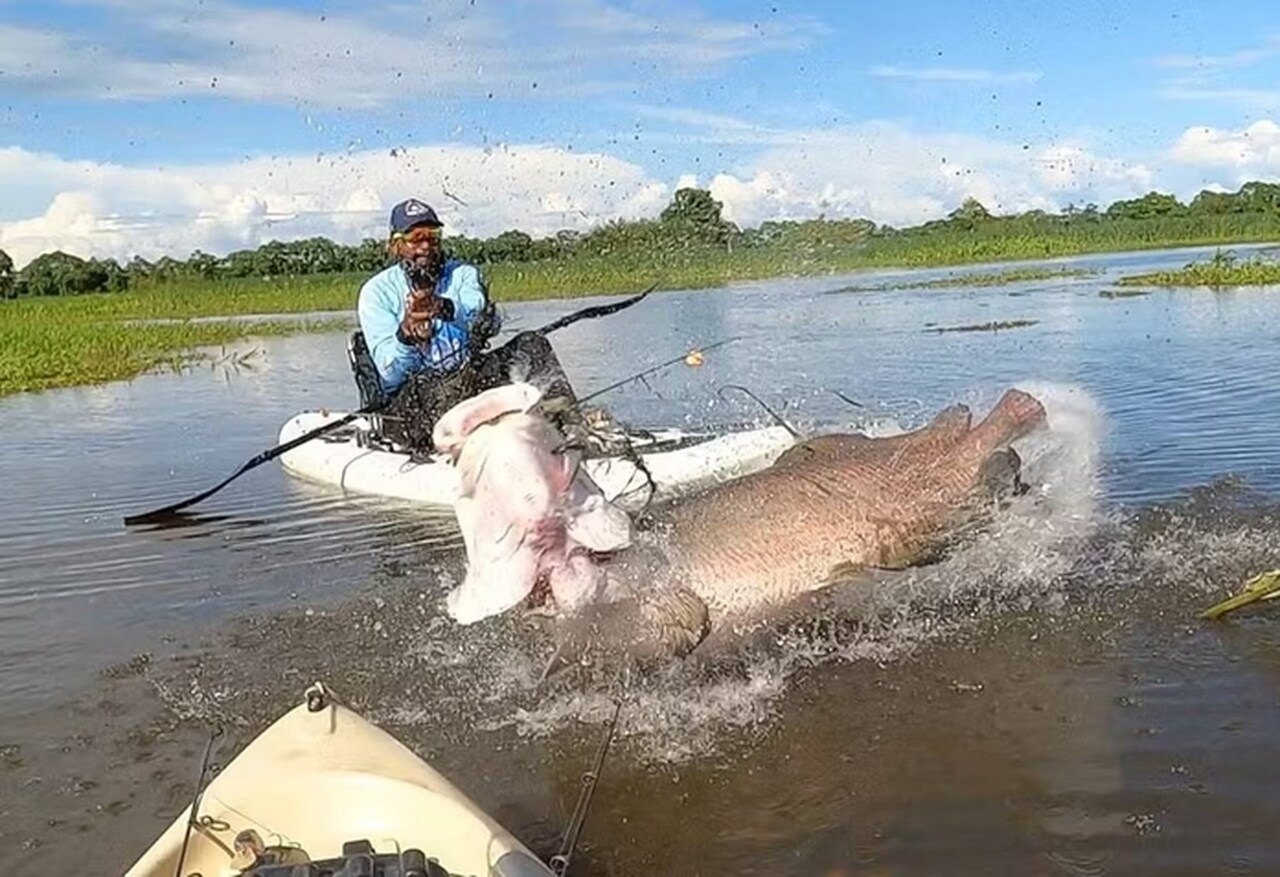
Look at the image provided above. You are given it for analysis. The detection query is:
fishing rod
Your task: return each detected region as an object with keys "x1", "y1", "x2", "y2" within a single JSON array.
[
  {"x1": 173, "y1": 727, "x2": 222, "y2": 877},
  {"x1": 548, "y1": 701, "x2": 622, "y2": 877},
  {"x1": 718, "y1": 384, "x2": 801, "y2": 439},
  {"x1": 574, "y1": 336, "x2": 740, "y2": 407},
  {"x1": 122, "y1": 284, "x2": 658, "y2": 525}
]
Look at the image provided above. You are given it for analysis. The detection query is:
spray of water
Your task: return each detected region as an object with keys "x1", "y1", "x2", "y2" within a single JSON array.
[
  {"x1": 149, "y1": 378, "x2": 1280, "y2": 769},
  {"x1": 464, "y1": 381, "x2": 1114, "y2": 763}
]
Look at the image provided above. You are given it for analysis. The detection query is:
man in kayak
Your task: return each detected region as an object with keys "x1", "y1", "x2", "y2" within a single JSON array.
[{"x1": 356, "y1": 198, "x2": 581, "y2": 453}]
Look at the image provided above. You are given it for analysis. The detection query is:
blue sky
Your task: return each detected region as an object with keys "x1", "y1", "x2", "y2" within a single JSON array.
[{"x1": 2, "y1": 0, "x2": 1279, "y2": 265}]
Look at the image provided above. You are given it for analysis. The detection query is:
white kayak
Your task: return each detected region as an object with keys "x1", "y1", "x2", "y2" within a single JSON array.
[
  {"x1": 278, "y1": 410, "x2": 797, "y2": 512},
  {"x1": 125, "y1": 683, "x2": 557, "y2": 877}
]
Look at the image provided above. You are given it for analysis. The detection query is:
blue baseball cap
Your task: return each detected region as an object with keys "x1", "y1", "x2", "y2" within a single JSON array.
[{"x1": 389, "y1": 198, "x2": 443, "y2": 234}]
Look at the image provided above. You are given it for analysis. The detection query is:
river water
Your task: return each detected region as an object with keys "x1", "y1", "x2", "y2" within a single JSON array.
[{"x1": 4, "y1": 244, "x2": 1280, "y2": 875}]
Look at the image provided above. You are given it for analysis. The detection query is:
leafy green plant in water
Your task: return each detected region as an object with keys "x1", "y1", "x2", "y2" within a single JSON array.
[
  {"x1": 1117, "y1": 249, "x2": 1280, "y2": 288},
  {"x1": 826, "y1": 266, "x2": 1098, "y2": 294}
]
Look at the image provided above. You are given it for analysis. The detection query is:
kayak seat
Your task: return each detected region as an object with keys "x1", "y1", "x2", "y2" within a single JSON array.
[{"x1": 346, "y1": 330, "x2": 390, "y2": 443}]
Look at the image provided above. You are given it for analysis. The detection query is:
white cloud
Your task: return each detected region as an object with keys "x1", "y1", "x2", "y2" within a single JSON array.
[
  {"x1": 1151, "y1": 37, "x2": 1280, "y2": 70},
  {"x1": 869, "y1": 65, "x2": 1041, "y2": 84},
  {"x1": 1034, "y1": 145, "x2": 1154, "y2": 194},
  {"x1": 651, "y1": 115, "x2": 1154, "y2": 229},
  {"x1": 0, "y1": 0, "x2": 821, "y2": 107},
  {"x1": 0, "y1": 143, "x2": 671, "y2": 267},
  {"x1": 1170, "y1": 120, "x2": 1280, "y2": 172},
  {"x1": 1158, "y1": 86, "x2": 1280, "y2": 111},
  {"x1": 8, "y1": 117, "x2": 1272, "y2": 271}
]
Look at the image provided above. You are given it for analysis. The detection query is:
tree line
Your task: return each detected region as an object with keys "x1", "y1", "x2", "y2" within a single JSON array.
[{"x1": 4, "y1": 182, "x2": 1280, "y2": 300}]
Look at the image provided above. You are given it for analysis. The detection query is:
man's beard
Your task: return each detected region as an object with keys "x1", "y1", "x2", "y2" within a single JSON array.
[{"x1": 401, "y1": 250, "x2": 445, "y2": 290}]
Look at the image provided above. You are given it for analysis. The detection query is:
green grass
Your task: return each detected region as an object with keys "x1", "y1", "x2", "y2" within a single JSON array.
[{"x1": 0, "y1": 292, "x2": 349, "y2": 396}]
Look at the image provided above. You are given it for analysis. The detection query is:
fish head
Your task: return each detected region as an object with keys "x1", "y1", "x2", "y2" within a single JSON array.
[
  {"x1": 439, "y1": 383, "x2": 634, "y2": 626},
  {"x1": 431, "y1": 381, "x2": 544, "y2": 459}
]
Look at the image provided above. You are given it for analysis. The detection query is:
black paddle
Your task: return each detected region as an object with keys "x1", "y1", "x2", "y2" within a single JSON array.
[{"x1": 122, "y1": 284, "x2": 658, "y2": 525}]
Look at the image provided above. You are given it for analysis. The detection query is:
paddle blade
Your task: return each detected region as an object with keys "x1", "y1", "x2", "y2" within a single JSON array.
[{"x1": 122, "y1": 409, "x2": 364, "y2": 526}]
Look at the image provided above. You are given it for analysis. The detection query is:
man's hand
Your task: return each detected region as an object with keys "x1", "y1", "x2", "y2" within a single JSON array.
[{"x1": 398, "y1": 288, "x2": 446, "y2": 344}]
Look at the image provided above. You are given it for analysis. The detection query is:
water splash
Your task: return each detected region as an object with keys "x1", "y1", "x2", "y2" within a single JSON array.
[{"x1": 475, "y1": 382, "x2": 1113, "y2": 763}]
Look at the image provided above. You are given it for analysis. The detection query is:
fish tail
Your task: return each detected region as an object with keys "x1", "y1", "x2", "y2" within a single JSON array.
[{"x1": 969, "y1": 388, "x2": 1047, "y2": 449}]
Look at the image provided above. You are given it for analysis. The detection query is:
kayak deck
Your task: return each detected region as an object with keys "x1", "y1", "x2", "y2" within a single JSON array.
[{"x1": 124, "y1": 683, "x2": 554, "y2": 877}]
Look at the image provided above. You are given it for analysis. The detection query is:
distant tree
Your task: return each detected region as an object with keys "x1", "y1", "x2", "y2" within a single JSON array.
[
  {"x1": 19, "y1": 251, "x2": 111, "y2": 296},
  {"x1": 0, "y1": 248, "x2": 13, "y2": 299},
  {"x1": 1105, "y1": 191, "x2": 1184, "y2": 220},
  {"x1": 947, "y1": 197, "x2": 993, "y2": 229},
  {"x1": 659, "y1": 187, "x2": 738, "y2": 246},
  {"x1": 90, "y1": 257, "x2": 130, "y2": 292},
  {"x1": 1189, "y1": 190, "x2": 1238, "y2": 215},
  {"x1": 186, "y1": 249, "x2": 219, "y2": 279},
  {"x1": 1237, "y1": 181, "x2": 1280, "y2": 213},
  {"x1": 485, "y1": 229, "x2": 535, "y2": 263}
]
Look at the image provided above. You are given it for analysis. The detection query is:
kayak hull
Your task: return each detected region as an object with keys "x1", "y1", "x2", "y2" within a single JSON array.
[
  {"x1": 278, "y1": 411, "x2": 797, "y2": 512},
  {"x1": 124, "y1": 683, "x2": 554, "y2": 877}
]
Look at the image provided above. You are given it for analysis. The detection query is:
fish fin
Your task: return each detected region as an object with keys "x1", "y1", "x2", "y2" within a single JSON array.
[
  {"x1": 823, "y1": 560, "x2": 864, "y2": 584},
  {"x1": 977, "y1": 446, "x2": 1027, "y2": 498},
  {"x1": 823, "y1": 560, "x2": 913, "y2": 588},
  {"x1": 968, "y1": 388, "x2": 1047, "y2": 451}
]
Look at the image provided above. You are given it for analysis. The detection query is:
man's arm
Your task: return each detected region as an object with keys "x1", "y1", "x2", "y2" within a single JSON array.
[
  {"x1": 357, "y1": 274, "x2": 419, "y2": 395},
  {"x1": 450, "y1": 264, "x2": 492, "y2": 327}
]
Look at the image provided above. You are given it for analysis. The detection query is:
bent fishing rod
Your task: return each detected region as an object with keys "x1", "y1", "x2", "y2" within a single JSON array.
[
  {"x1": 122, "y1": 284, "x2": 658, "y2": 525},
  {"x1": 549, "y1": 701, "x2": 622, "y2": 876}
]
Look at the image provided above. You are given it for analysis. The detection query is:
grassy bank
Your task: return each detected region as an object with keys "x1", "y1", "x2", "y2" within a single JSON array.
[
  {"x1": 1, "y1": 291, "x2": 349, "y2": 396},
  {"x1": 1117, "y1": 250, "x2": 1280, "y2": 288},
  {"x1": 6, "y1": 222, "x2": 1280, "y2": 397}
]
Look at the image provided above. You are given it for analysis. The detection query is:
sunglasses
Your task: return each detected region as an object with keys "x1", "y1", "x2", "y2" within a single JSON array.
[{"x1": 392, "y1": 227, "x2": 442, "y2": 246}]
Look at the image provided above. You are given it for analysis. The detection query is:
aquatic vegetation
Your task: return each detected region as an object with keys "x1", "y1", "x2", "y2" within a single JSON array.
[
  {"x1": 1099, "y1": 288, "x2": 1151, "y2": 299},
  {"x1": 1200, "y1": 569, "x2": 1280, "y2": 619},
  {"x1": 826, "y1": 266, "x2": 1098, "y2": 294},
  {"x1": 1117, "y1": 249, "x2": 1280, "y2": 288},
  {"x1": 925, "y1": 319, "x2": 1040, "y2": 334}
]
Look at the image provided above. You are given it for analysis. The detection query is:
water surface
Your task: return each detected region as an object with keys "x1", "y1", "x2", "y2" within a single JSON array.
[{"x1": 3, "y1": 244, "x2": 1280, "y2": 875}]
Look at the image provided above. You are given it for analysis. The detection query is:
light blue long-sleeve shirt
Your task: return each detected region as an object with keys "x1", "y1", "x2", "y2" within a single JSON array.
[{"x1": 356, "y1": 259, "x2": 491, "y2": 394}]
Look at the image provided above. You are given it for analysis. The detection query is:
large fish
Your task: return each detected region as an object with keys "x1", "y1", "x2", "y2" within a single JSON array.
[
  {"x1": 549, "y1": 387, "x2": 1049, "y2": 665},
  {"x1": 432, "y1": 382, "x2": 634, "y2": 625}
]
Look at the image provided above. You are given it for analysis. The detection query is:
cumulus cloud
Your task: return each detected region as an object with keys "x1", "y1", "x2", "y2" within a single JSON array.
[
  {"x1": 0, "y1": 0, "x2": 822, "y2": 107},
  {"x1": 7, "y1": 117, "x2": 1271, "y2": 270},
  {"x1": 663, "y1": 118, "x2": 1154, "y2": 229},
  {"x1": 1169, "y1": 120, "x2": 1280, "y2": 177},
  {"x1": 0, "y1": 143, "x2": 672, "y2": 267}
]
